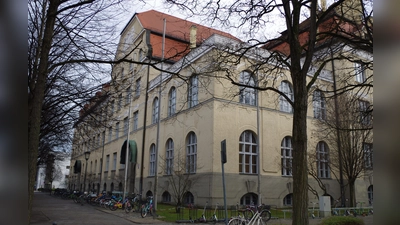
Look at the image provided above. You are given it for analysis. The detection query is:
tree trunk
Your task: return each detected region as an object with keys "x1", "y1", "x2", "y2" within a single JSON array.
[
  {"x1": 349, "y1": 180, "x2": 356, "y2": 207},
  {"x1": 291, "y1": 70, "x2": 309, "y2": 225},
  {"x1": 28, "y1": 0, "x2": 60, "y2": 223}
]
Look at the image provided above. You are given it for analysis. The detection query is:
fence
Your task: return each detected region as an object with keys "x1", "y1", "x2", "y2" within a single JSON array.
[{"x1": 176, "y1": 204, "x2": 241, "y2": 223}]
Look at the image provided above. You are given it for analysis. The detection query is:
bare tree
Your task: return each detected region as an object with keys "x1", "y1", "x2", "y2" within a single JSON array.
[
  {"x1": 158, "y1": 149, "x2": 202, "y2": 212},
  {"x1": 28, "y1": 0, "x2": 133, "y2": 221},
  {"x1": 310, "y1": 93, "x2": 372, "y2": 207},
  {"x1": 162, "y1": 1, "x2": 372, "y2": 224}
]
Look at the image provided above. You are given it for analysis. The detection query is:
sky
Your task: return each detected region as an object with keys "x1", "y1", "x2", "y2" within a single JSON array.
[{"x1": 115, "y1": 0, "x2": 288, "y2": 42}]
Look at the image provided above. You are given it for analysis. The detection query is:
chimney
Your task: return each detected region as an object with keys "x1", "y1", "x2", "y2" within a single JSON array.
[
  {"x1": 320, "y1": 0, "x2": 327, "y2": 11},
  {"x1": 190, "y1": 25, "x2": 197, "y2": 49}
]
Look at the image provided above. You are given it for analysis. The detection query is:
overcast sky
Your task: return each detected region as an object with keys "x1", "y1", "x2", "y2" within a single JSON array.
[{"x1": 115, "y1": 0, "x2": 288, "y2": 42}]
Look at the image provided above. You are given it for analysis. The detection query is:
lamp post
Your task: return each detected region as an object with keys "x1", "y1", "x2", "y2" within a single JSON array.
[{"x1": 83, "y1": 151, "x2": 91, "y2": 192}]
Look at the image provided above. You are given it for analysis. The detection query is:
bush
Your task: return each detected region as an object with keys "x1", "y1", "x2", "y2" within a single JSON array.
[{"x1": 320, "y1": 216, "x2": 364, "y2": 225}]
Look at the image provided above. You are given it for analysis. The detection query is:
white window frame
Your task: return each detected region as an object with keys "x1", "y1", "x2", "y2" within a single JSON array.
[
  {"x1": 166, "y1": 138, "x2": 174, "y2": 175},
  {"x1": 152, "y1": 97, "x2": 159, "y2": 124},
  {"x1": 108, "y1": 127, "x2": 112, "y2": 142},
  {"x1": 279, "y1": 81, "x2": 294, "y2": 113},
  {"x1": 149, "y1": 144, "x2": 156, "y2": 176},
  {"x1": 355, "y1": 62, "x2": 366, "y2": 83},
  {"x1": 186, "y1": 132, "x2": 197, "y2": 174},
  {"x1": 363, "y1": 143, "x2": 373, "y2": 169},
  {"x1": 313, "y1": 90, "x2": 326, "y2": 120},
  {"x1": 168, "y1": 87, "x2": 176, "y2": 116},
  {"x1": 239, "y1": 71, "x2": 256, "y2": 106},
  {"x1": 105, "y1": 154, "x2": 110, "y2": 172},
  {"x1": 281, "y1": 136, "x2": 293, "y2": 176},
  {"x1": 317, "y1": 141, "x2": 330, "y2": 178},
  {"x1": 239, "y1": 130, "x2": 258, "y2": 174},
  {"x1": 188, "y1": 75, "x2": 198, "y2": 108},
  {"x1": 135, "y1": 78, "x2": 141, "y2": 97}
]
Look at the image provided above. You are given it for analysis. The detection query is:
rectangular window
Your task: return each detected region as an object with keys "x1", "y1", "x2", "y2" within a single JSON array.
[
  {"x1": 108, "y1": 127, "x2": 112, "y2": 142},
  {"x1": 105, "y1": 154, "x2": 110, "y2": 172},
  {"x1": 364, "y1": 143, "x2": 373, "y2": 169},
  {"x1": 94, "y1": 161, "x2": 97, "y2": 174},
  {"x1": 125, "y1": 87, "x2": 131, "y2": 105},
  {"x1": 355, "y1": 62, "x2": 366, "y2": 83},
  {"x1": 135, "y1": 78, "x2": 141, "y2": 97},
  {"x1": 120, "y1": 67, "x2": 125, "y2": 80},
  {"x1": 115, "y1": 122, "x2": 120, "y2": 139},
  {"x1": 133, "y1": 111, "x2": 138, "y2": 131},
  {"x1": 112, "y1": 152, "x2": 117, "y2": 171},
  {"x1": 123, "y1": 117, "x2": 128, "y2": 136},
  {"x1": 188, "y1": 76, "x2": 198, "y2": 108},
  {"x1": 110, "y1": 100, "x2": 115, "y2": 115},
  {"x1": 118, "y1": 94, "x2": 122, "y2": 110}
]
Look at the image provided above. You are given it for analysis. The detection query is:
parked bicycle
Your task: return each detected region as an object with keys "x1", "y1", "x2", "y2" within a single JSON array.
[
  {"x1": 140, "y1": 196, "x2": 154, "y2": 218},
  {"x1": 229, "y1": 209, "x2": 268, "y2": 225},
  {"x1": 242, "y1": 202, "x2": 271, "y2": 223},
  {"x1": 125, "y1": 193, "x2": 142, "y2": 213}
]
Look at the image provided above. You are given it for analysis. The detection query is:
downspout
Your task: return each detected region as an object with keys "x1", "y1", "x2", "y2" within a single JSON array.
[
  {"x1": 154, "y1": 18, "x2": 166, "y2": 211},
  {"x1": 330, "y1": 48, "x2": 345, "y2": 207},
  {"x1": 139, "y1": 30, "x2": 153, "y2": 198}
]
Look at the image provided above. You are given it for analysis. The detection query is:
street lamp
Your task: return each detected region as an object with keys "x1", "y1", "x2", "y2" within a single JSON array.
[{"x1": 83, "y1": 151, "x2": 91, "y2": 192}]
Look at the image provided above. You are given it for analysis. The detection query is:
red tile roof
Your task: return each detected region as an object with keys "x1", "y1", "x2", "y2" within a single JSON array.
[{"x1": 135, "y1": 10, "x2": 241, "y2": 60}]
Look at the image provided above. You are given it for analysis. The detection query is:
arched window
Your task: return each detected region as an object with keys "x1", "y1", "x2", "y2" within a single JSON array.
[
  {"x1": 110, "y1": 182, "x2": 114, "y2": 192},
  {"x1": 166, "y1": 138, "x2": 174, "y2": 175},
  {"x1": 368, "y1": 185, "x2": 373, "y2": 206},
  {"x1": 317, "y1": 141, "x2": 330, "y2": 178},
  {"x1": 118, "y1": 182, "x2": 123, "y2": 191},
  {"x1": 162, "y1": 191, "x2": 172, "y2": 203},
  {"x1": 168, "y1": 87, "x2": 176, "y2": 116},
  {"x1": 188, "y1": 75, "x2": 198, "y2": 108},
  {"x1": 146, "y1": 190, "x2": 153, "y2": 197},
  {"x1": 149, "y1": 144, "x2": 156, "y2": 176},
  {"x1": 281, "y1": 136, "x2": 293, "y2": 176},
  {"x1": 283, "y1": 193, "x2": 293, "y2": 206},
  {"x1": 152, "y1": 97, "x2": 159, "y2": 124},
  {"x1": 313, "y1": 90, "x2": 326, "y2": 120},
  {"x1": 239, "y1": 130, "x2": 258, "y2": 174},
  {"x1": 279, "y1": 81, "x2": 293, "y2": 113},
  {"x1": 184, "y1": 191, "x2": 194, "y2": 204},
  {"x1": 240, "y1": 193, "x2": 258, "y2": 206},
  {"x1": 103, "y1": 183, "x2": 107, "y2": 192},
  {"x1": 239, "y1": 71, "x2": 256, "y2": 105},
  {"x1": 186, "y1": 132, "x2": 197, "y2": 174}
]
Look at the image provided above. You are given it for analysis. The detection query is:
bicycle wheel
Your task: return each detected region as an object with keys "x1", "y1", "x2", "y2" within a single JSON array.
[
  {"x1": 110, "y1": 201, "x2": 118, "y2": 211},
  {"x1": 73, "y1": 195, "x2": 78, "y2": 203},
  {"x1": 125, "y1": 202, "x2": 132, "y2": 213},
  {"x1": 243, "y1": 209, "x2": 254, "y2": 221},
  {"x1": 141, "y1": 205, "x2": 147, "y2": 218},
  {"x1": 134, "y1": 201, "x2": 141, "y2": 212},
  {"x1": 260, "y1": 210, "x2": 271, "y2": 222},
  {"x1": 228, "y1": 218, "x2": 246, "y2": 225}
]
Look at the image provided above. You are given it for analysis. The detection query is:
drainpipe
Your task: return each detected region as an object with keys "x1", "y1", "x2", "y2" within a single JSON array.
[{"x1": 330, "y1": 48, "x2": 345, "y2": 207}]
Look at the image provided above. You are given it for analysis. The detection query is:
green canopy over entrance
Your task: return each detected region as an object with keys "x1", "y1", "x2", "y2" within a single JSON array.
[{"x1": 120, "y1": 140, "x2": 137, "y2": 164}]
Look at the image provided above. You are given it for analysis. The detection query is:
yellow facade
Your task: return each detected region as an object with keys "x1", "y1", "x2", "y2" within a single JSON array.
[{"x1": 69, "y1": 11, "x2": 373, "y2": 209}]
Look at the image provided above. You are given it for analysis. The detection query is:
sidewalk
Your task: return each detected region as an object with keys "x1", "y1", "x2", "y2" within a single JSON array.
[{"x1": 31, "y1": 191, "x2": 373, "y2": 225}]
